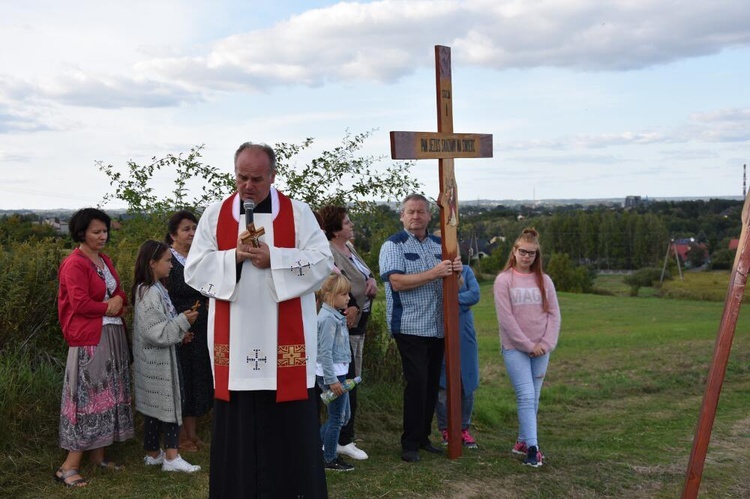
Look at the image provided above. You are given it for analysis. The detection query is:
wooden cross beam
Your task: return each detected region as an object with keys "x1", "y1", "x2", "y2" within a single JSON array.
[{"x1": 390, "y1": 45, "x2": 493, "y2": 459}]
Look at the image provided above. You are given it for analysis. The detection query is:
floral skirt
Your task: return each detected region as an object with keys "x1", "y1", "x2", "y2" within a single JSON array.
[{"x1": 59, "y1": 324, "x2": 135, "y2": 451}]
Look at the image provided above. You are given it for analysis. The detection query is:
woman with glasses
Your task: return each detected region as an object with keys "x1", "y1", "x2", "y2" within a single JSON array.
[{"x1": 493, "y1": 227, "x2": 561, "y2": 468}]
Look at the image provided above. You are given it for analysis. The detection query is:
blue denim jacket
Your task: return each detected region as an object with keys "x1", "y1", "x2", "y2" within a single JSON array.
[{"x1": 317, "y1": 303, "x2": 351, "y2": 385}]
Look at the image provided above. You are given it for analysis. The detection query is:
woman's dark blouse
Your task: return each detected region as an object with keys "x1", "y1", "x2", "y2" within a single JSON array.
[{"x1": 167, "y1": 255, "x2": 213, "y2": 417}]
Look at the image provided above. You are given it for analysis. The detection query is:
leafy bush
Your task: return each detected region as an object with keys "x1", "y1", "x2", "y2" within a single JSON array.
[
  {"x1": 546, "y1": 252, "x2": 594, "y2": 293},
  {"x1": 623, "y1": 267, "x2": 668, "y2": 297},
  {"x1": 362, "y1": 299, "x2": 402, "y2": 384},
  {"x1": 710, "y1": 248, "x2": 736, "y2": 270},
  {"x1": 478, "y1": 244, "x2": 509, "y2": 277},
  {"x1": 0, "y1": 239, "x2": 67, "y2": 354}
]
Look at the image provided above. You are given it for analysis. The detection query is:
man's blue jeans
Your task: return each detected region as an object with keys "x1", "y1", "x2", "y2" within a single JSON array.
[
  {"x1": 318, "y1": 374, "x2": 351, "y2": 463},
  {"x1": 502, "y1": 348, "x2": 550, "y2": 447}
]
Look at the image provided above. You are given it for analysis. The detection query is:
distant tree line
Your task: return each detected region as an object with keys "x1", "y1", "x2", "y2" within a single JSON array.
[{"x1": 454, "y1": 199, "x2": 742, "y2": 274}]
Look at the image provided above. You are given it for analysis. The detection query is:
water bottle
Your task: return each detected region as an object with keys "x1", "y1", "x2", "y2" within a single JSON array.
[{"x1": 320, "y1": 376, "x2": 362, "y2": 405}]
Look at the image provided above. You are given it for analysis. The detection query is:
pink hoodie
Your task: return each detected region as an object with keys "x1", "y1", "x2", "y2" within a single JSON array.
[{"x1": 493, "y1": 268, "x2": 561, "y2": 353}]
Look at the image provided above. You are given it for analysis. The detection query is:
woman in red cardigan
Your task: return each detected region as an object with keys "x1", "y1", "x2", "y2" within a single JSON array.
[{"x1": 54, "y1": 208, "x2": 134, "y2": 488}]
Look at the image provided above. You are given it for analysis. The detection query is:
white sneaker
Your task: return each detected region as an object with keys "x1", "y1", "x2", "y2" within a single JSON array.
[
  {"x1": 337, "y1": 442, "x2": 368, "y2": 460},
  {"x1": 144, "y1": 449, "x2": 165, "y2": 466},
  {"x1": 162, "y1": 455, "x2": 201, "y2": 473}
]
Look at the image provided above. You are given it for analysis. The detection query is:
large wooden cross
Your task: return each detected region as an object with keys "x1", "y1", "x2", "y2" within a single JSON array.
[
  {"x1": 390, "y1": 45, "x2": 493, "y2": 459},
  {"x1": 682, "y1": 191, "x2": 750, "y2": 497}
]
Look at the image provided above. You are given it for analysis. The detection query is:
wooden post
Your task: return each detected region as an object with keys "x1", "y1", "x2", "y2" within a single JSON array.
[
  {"x1": 682, "y1": 191, "x2": 750, "y2": 497},
  {"x1": 390, "y1": 45, "x2": 493, "y2": 459}
]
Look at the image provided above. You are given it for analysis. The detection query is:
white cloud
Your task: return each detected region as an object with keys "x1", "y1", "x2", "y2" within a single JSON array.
[
  {"x1": 3, "y1": 0, "x2": 749, "y2": 109},
  {"x1": 148, "y1": 0, "x2": 750, "y2": 92}
]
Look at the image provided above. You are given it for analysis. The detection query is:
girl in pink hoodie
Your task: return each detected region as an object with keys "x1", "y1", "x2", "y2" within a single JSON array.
[{"x1": 493, "y1": 227, "x2": 561, "y2": 468}]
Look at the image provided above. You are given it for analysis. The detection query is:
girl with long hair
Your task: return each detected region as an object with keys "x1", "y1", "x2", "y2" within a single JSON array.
[
  {"x1": 131, "y1": 240, "x2": 201, "y2": 473},
  {"x1": 493, "y1": 228, "x2": 561, "y2": 467}
]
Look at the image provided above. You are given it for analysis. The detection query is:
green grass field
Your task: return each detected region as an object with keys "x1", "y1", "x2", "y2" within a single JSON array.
[{"x1": 3, "y1": 273, "x2": 750, "y2": 498}]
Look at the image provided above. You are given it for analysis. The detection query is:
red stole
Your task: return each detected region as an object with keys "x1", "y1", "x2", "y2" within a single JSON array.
[{"x1": 214, "y1": 192, "x2": 308, "y2": 403}]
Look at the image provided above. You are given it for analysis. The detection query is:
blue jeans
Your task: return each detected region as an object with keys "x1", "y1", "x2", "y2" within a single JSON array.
[
  {"x1": 502, "y1": 348, "x2": 550, "y2": 447},
  {"x1": 318, "y1": 374, "x2": 351, "y2": 463},
  {"x1": 435, "y1": 388, "x2": 474, "y2": 431}
]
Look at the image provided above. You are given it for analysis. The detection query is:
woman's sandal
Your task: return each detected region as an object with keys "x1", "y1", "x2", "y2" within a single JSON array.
[
  {"x1": 97, "y1": 459, "x2": 125, "y2": 471},
  {"x1": 54, "y1": 468, "x2": 88, "y2": 488}
]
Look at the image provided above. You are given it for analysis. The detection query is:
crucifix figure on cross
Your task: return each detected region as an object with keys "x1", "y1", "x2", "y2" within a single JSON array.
[
  {"x1": 241, "y1": 224, "x2": 265, "y2": 248},
  {"x1": 390, "y1": 45, "x2": 493, "y2": 459}
]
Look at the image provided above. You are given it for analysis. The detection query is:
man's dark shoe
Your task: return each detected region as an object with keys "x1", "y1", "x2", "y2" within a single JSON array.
[
  {"x1": 420, "y1": 442, "x2": 442, "y2": 454},
  {"x1": 324, "y1": 456, "x2": 355, "y2": 471},
  {"x1": 401, "y1": 450, "x2": 420, "y2": 462}
]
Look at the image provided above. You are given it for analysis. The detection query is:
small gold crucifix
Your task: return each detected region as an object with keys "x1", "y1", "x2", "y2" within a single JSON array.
[{"x1": 241, "y1": 223, "x2": 265, "y2": 248}]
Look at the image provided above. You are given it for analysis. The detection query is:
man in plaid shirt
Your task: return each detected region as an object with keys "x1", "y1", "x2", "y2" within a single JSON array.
[{"x1": 379, "y1": 194, "x2": 462, "y2": 463}]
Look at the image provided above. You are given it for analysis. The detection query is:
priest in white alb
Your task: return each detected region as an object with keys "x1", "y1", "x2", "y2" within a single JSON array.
[{"x1": 185, "y1": 142, "x2": 333, "y2": 498}]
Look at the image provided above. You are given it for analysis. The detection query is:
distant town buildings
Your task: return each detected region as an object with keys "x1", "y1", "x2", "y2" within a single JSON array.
[{"x1": 624, "y1": 196, "x2": 650, "y2": 209}]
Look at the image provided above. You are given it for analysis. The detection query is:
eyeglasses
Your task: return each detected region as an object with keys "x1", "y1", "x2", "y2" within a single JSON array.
[{"x1": 516, "y1": 248, "x2": 537, "y2": 257}]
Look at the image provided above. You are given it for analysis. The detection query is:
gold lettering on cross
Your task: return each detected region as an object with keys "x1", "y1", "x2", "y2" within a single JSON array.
[
  {"x1": 278, "y1": 344, "x2": 307, "y2": 368},
  {"x1": 241, "y1": 223, "x2": 265, "y2": 248}
]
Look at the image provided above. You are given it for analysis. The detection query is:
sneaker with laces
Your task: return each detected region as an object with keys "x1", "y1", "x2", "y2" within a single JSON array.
[
  {"x1": 440, "y1": 429, "x2": 449, "y2": 446},
  {"x1": 324, "y1": 456, "x2": 354, "y2": 471},
  {"x1": 337, "y1": 442, "x2": 368, "y2": 460},
  {"x1": 461, "y1": 429, "x2": 478, "y2": 449},
  {"x1": 512, "y1": 441, "x2": 528, "y2": 455},
  {"x1": 144, "y1": 449, "x2": 165, "y2": 466},
  {"x1": 523, "y1": 445, "x2": 543, "y2": 468},
  {"x1": 162, "y1": 455, "x2": 201, "y2": 473}
]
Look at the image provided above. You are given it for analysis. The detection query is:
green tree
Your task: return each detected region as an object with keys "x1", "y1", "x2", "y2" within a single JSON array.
[
  {"x1": 546, "y1": 252, "x2": 594, "y2": 293},
  {"x1": 98, "y1": 145, "x2": 234, "y2": 215},
  {"x1": 710, "y1": 248, "x2": 735, "y2": 270},
  {"x1": 274, "y1": 130, "x2": 420, "y2": 211},
  {"x1": 99, "y1": 131, "x2": 421, "y2": 216},
  {"x1": 0, "y1": 214, "x2": 57, "y2": 246},
  {"x1": 623, "y1": 267, "x2": 666, "y2": 297}
]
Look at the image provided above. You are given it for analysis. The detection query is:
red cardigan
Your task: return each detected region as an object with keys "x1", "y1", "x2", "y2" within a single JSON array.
[{"x1": 57, "y1": 248, "x2": 128, "y2": 346}]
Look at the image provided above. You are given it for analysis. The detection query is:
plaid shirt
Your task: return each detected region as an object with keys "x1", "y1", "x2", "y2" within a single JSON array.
[{"x1": 379, "y1": 230, "x2": 444, "y2": 338}]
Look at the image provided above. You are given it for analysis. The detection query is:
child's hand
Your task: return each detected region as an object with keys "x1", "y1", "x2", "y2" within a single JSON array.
[
  {"x1": 530, "y1": 343, "x2": 546, "y2": 357},
  {"x1": 330, "y1": 381, "x2": 345, "y2": 396},
  {"x1": 183, "y1": 331, "x2": 195, "y2": 344},
  {"x1": 184, "y1": 309, "x2": 199, "y2": 324}
]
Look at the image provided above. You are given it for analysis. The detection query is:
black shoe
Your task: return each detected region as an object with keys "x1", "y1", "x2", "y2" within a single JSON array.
[
  {"x1": 325, "y1": 457, "x2": 354, "y2": 471},
  {"x1": 420, "y1": 442, "x2": 442, "y2": 454},
  {"x1": 523, "y1": 445, "x2": 543, "y2": 468},
  {"x1": 401, "y1": 450, "x2": 421, "y2": 462}
]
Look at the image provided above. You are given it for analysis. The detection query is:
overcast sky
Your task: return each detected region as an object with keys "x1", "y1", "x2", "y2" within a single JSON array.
[{"x1": 1, "y1": 0, "x2": 749, "y2": 210}]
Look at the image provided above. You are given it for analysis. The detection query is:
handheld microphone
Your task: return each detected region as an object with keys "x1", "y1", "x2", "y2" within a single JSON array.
[{"x1": 243, "y1": 199, "x2": 255, "y2": 227}]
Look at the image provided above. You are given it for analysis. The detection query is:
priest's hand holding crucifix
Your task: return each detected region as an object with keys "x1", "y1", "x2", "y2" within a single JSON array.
[{"x1": 236, "y1": 230, "x2": 271, "y2": 268}]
